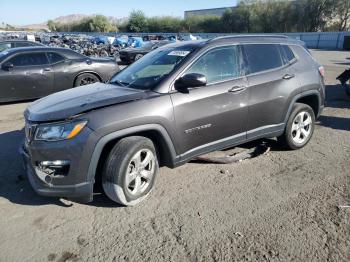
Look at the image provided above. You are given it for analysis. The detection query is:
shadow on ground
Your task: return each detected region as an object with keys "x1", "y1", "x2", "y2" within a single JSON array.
[{"x1": 325, "y1": 84, "x2": 350, "y2": 109}]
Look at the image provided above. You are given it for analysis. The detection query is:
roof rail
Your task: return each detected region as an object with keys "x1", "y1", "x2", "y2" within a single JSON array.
[{"x1": 208, "y1": 34, "x2": 289, "y2": 42}]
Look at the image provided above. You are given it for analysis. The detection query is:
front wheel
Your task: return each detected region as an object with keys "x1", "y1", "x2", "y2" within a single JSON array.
[
  {"x1": 102, "y1": 136, "x2": 159, "y2": 206},
  {"x1": 134, "y1": 54, "x2": 143, "y2": 61},
  {"x1": 344, "y1": 83, "x2": 350, "y2": 96},
  {"x1": 278, "y1": 103, "x2": 315, "y2": 150}
]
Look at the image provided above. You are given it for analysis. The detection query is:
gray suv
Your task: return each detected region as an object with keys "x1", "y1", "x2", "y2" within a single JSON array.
[{"x1": 21, "y1": 36, "x2": 325, "y2": 206}]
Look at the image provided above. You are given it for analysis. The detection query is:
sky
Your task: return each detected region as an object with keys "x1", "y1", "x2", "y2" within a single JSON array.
[{"x1": 1, "y1": 0, "x2": 238, "y2": 25}]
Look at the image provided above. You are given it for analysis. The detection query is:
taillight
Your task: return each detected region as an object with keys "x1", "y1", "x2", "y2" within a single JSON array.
[{"x1": 318, "y1": 66, "x2": 325, "y2": 78}]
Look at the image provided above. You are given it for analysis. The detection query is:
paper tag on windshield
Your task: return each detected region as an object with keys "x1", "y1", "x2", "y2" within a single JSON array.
[{"x1": 168, "y1": 51, "x2": 190, "y2": 57}]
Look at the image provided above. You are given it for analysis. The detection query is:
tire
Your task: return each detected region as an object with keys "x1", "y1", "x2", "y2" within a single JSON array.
[
  {"x1": 278, "y1": 103, "x2": 315, "y2": 150},
  {"x1": 74, "y1": 73, "x2": 100, "y2": 87},
  {"x1": 345, "y1": 83, "x2": 350, "y2": 96},
  {"x1": 102, "y1": 136, "x2": 159, "y2": 206},
  {"x1": 134, "y1": 54, "x2": 143, "y2": 61}
]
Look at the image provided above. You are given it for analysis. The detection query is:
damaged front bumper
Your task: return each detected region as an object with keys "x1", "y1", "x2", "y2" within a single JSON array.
[{"x1": 19, "y1": 126, "x2": 97, "y2": 203}]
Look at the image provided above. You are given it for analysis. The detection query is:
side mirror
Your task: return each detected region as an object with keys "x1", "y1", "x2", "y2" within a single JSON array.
[
  {"x1": 2, "y1": 62, "x2": 14, "y2": 71},
  {"x1": 175, "y1": 73, "x2": 207, "y2": 93}
]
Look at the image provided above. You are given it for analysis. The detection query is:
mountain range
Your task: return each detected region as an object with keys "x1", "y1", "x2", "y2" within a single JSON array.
[{"x1": 18, "y1": 14, "x2": 128, "y2": 30}]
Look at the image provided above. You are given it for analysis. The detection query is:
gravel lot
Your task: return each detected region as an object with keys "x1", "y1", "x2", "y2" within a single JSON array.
[{"x1": 0, "y1": 50, "x2": 349, "y2": 262}]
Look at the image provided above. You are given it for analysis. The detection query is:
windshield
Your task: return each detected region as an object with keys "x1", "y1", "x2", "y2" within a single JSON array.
[{"x1": 110, "y1": 45, "x2": 196, "y2": 90}]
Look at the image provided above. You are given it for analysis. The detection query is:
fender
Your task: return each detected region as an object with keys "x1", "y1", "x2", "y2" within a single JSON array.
[
  {"x1": 283, "y1": 90, "x2": 322, "y2": 124},
  {"x1": 86, "y1": 124, "x2": 177, "y2": 182}
]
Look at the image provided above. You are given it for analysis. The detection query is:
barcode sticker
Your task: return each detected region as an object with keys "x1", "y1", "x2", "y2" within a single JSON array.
[{"x1": 168, "y1": 51, "x2": 190, "y2": 57}]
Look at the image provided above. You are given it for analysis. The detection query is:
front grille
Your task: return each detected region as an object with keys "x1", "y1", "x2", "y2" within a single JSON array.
[{"x1": 25, "y1": 122, "x2": 37, "y2": 143}]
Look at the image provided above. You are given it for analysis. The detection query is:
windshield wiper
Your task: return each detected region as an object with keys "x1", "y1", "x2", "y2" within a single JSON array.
[{"x1": 110, "y1": 80, "x2": 129, "y2": 87}]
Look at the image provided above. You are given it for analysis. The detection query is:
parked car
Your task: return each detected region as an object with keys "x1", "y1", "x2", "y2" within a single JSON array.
[
  {"x1": 21, "y1": 36, "x2": 325, "y2": 206},
  {"x1": 0, "y1": 47, "x2": 119, "y2": 103},
  {"x1": 119, "y1": 41, "x2": 170, "y2": 63},
  {"x1": 0, "y1": 40, "x2": 44, "y2": 52}
]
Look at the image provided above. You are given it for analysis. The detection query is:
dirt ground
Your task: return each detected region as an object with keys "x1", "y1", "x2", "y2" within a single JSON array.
[{"x1": 0, "y1": 50, "x2": 349, "y2": 262}]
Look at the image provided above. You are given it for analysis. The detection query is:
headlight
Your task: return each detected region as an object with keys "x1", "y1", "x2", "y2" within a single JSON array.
[{"x1": 34, "y1": 120, "x2": 87, "y2": 141}]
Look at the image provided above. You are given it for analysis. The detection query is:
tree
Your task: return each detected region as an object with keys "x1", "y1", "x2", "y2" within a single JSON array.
[
  {"x1": 127, "y1": 10, "x2": 148, "y2": 32},
  {"x1": 296, "y1": 0, "x2": 335, "y2": 32},
  {"x1": 47, "y1": 20, "x2": 57, "y2": 31},
  {"x1": 332, "y1": 0, "x2": 350, "y2": 31}
]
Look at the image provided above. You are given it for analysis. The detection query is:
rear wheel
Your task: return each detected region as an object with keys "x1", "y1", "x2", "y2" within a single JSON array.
[
  {"x1": 74, "y1": 73, "x2": 100, "y2": 87},
  {"x1": 278, "y1": 103, "x2": 315, "y2": 150},
  {"x1": 102, "y1": 136, "x2": 159, "y2": 206}
]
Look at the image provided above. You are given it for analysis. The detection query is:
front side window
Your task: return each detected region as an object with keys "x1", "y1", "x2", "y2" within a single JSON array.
[
  {"x1": 243, "y1": 44, "x2": 283, "y2": 74},
  {"x1": 8, "y1": 53, "x2": 49, "y2": 67},
  {"x1": 186, "y1": 46, "x2": 241, "y2": 84},
  {"x1": 47, "y1": 52, "x2": 65, "y2": 64}
]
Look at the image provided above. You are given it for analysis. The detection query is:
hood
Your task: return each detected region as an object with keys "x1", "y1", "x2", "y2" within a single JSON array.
[{"x1": 25, "y1": 83, "x2": 146, "y2": 122}]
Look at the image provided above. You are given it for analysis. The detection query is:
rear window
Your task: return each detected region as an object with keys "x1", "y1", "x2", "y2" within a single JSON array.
[
  {"x1": 280, "y1": 45, "x2": 295, "y2": 64},
  {"x1": 8, "y1": 53, "x2": 49, "y2": 66},
  {"x1": 243, "y1": 44, "x2": 283, "y2": 74}
]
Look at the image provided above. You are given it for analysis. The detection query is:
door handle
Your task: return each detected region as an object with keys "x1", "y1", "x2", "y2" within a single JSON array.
[
  {"x1": 283, "y1": 74, "x2": 295, "y2": 80},
  {"x1": 43, "y1": 68, "x2": 51, "y2": 72},
  {"x1": 229, "y1": 86, "x2": 246, "y2": 93}
]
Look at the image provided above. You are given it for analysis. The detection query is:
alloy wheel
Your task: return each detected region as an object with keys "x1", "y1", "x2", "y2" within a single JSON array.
[
  {"x1": 291, "y1": 111, "x2": 312, "y2": 144},
  {"x1": 125, "y1": 149, "x2": 156, "y2": 196}
]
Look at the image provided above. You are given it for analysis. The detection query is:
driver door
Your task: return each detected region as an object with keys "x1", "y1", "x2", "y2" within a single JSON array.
[
  {"x1": 170, "y1": 45, "x2": 249, "y2": 156},
  {"x1": 4, "y1": 52, "x2": 54, "y2": 101}
]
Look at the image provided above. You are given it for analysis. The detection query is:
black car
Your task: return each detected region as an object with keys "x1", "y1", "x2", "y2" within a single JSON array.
[
  {"x1": 119, "y1": 41, "x2": 170, "y2": 64},
  {"x1": 0, "y1": 47, "x2": 119, "y2": 103},
  {"x1": 0, "y1": 40, "x2": 44, "y2": 52}
]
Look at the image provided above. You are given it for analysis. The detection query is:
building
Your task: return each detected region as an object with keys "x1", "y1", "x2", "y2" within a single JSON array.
[
  {"x1": 184, "y1": 7, "x2": 234, "y2": 19},
  {"x1": 184, "y1": 0, "x2": 297, "y2": 19}
]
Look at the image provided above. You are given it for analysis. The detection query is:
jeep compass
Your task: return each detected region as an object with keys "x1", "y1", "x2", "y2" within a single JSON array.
[{"x1": 21, "y1": 36, "x2": 325, "y2": 206}]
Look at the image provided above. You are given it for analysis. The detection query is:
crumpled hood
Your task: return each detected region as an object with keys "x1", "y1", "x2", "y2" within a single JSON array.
[{"x1": 25, "y1": 83, "x2": 146, "y2": 122}]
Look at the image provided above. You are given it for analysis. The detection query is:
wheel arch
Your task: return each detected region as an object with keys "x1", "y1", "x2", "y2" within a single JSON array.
[
  {"x1": 88, "y1": 124, "x2": 177, "y2": 184},
  {"x1": 284, "y1": 91, "x2": 321, "y2": 123},
  {"x1": 73, "y1": 71, "x2": 102, "y2": 87}
]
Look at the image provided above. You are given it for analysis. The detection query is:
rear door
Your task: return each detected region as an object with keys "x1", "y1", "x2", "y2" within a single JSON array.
[
  {"x1": 242, "y1": 44, "x2": 300, "y2": 138},
  {"x1": 170, "y1": 45, "x2": 249, "y2": 155},
  {"x1": 4, "y1": 52, "x2": 54, "y2": 101}
]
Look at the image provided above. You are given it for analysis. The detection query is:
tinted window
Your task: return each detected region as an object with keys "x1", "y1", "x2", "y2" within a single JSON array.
[
  {"x1": 8, "y1": 53, "x2": 49, "y2": 66},
  {"x1": 281, "y1": 45, "x2": 295, "y2": 64},
  {"x1": 47, "y1": 52, "x2": 65, "y2": 64},
  {"x1": 186, "y1": 46, "x2": 241, "y2": 84},
  {"x1": 244, "y1": 44, "x2": 283, "y2": 74},
  {"x1": 15, "y1": 42, "x2": 31, "y2": 48}
]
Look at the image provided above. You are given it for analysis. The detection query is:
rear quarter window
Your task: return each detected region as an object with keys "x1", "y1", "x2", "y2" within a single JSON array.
[
  {"x1": 280, "y1": 45, "x2": 296, "y2": 64},
  {"x1": 47, "y1": 52, "x2": 65, "y2": 64},
  {"x1": 243, "y1": 44, "x2": 283, "y2": 74}
]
